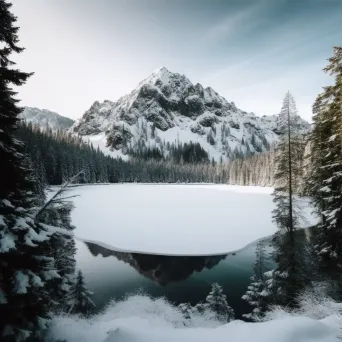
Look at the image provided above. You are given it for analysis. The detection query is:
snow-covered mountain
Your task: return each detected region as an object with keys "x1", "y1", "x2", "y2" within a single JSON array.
[
  {"x1": 21, "y1": 107, "x2": 74, "y2": 131},
  {"x1": 70, "y1": 67, "x2": 310, "y2": 161}
]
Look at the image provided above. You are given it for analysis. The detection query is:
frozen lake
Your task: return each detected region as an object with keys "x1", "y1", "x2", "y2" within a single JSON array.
[{"x1": 63, "y1": 184, "x2": 317, "y2": 255}]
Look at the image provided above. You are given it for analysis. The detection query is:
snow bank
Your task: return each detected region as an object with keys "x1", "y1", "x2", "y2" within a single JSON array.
[
  {"x1": 48, "y1": 295, "x2": 338, "y2": 342},
  {"x1": 262, "y1": 287, "x2": 342, "y2": 321},
  {"x1": 66, "y1": 184, "x2": 317, "y2": 255}
]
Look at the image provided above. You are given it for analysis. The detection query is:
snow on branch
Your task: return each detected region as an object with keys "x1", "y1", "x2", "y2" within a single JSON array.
[{"x1": 34, "y1": 170, "x2": 83, "y2": 224}]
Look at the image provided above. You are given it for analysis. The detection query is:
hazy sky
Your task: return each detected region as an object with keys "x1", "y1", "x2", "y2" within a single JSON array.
[{"x1": 11, "y1": 0, "x2": 342, "y2": 121}]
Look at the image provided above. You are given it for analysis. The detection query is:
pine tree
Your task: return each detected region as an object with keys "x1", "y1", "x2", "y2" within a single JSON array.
[
  {"x1": 40, "y1": 200, "x2": 77, "y2": 313},
  {"x1": 307, "y1": 47, "x2": 342, "y2": 297},
  {"x1": 242, "y1": 241, "x2": 272, "y2": 320},
  {"x1": 203, "y1": 283, "x2": 234, "y2": 323},
  {"x1": 271, "y1": 92, "x2": 309, "y2": 307},
  {"x1": 67, "y1": 270, "x2": 95, "y2": 316},
  {"x1": 0, "y1": 1, "x2": 60, "y2": 339},
  {"x1": 178, "y1": 302, "x2": 193, "y2": 323}
]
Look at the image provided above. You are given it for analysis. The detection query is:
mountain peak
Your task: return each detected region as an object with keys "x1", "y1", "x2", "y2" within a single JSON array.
[
  {"x1": 154, "y1": 66, "x2": 170, "y2": 74},
  {"x1": 140, "y1": 66, "x2": 189, "y2": 89},
  {"x1": 21, "y1": 107, "x2": 74, "y2": 131},
  {"x1": 146, "y1": 66, "x2": 174, "y2": 83},
  {"x1": 70, "y1": 69, "x2": 310, "y2": 161}
]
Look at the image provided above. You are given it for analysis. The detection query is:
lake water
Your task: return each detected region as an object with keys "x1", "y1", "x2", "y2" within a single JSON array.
[
  {"x1": 76, "y1": 238, "x2": 274, "y2": 319},
  {"x1": 68, "y1": 184, "x2": 314, "y2": 320}
]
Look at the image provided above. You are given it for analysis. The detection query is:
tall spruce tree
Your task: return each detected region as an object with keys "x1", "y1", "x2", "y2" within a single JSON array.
[
  {"x1": 242, "y1": 240, "x2": 272, "y2": 320},
  {"x1": 67, "y1": 270, "x2": 95, "y2": 317},
  {"x1": 271, "y1": 92, "x2": 309, "y2": 307},
  {"x1": 178, "y1": 302, "x2": 193, "y2": 323},
  {"x1": 203, "y1": 283, "x2": 235, "y2": 323},
  {"x1": 308, "y1": 47, "x2": 342, "y2": 298},
  {"x1": 0, "y1": 1, "x2": 60, "y2": 340}
]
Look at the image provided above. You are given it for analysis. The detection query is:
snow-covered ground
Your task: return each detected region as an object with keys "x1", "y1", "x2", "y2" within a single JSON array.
[
  {"x1": 48, "y1": 295, "x2": 339, "y2": 342},
  {"x1": 65, "y1": 184, "x2": 317, "y2": 256}
]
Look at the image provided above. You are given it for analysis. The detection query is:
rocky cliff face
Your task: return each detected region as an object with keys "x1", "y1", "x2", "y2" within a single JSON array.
[
  {"x1": 21, "y1": 107, "x2": 74, "y2": 131},
  {"x1": 70, "y1": 67, "x2": 310, "y2": 161}
]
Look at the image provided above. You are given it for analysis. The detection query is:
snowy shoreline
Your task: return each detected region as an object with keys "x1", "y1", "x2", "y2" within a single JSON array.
[{"x1": 74, "y1": 233, "x2": 272, "y2": 257}]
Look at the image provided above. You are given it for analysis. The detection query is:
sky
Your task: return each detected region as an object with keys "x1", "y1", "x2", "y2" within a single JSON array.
[{"x1": 11, "y1": 0, "x2": 342, "y2": 122}]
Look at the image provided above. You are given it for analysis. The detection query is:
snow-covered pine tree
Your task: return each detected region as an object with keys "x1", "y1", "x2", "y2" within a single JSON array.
[
  {"x1": 204, "y1": 283, "x2": 235, "y2": 323},
  {"x1": 0, "y1": 1, "x2": 60, "y2": 339},
  {"x1": 178, "y1": 302, "x2": 193, "y2": 323},
  {"x1": 40, "y1": 200, "x2": 77, "y2": 313},
  {"x1": 242, "y1": 240, "x2": 272, "y2": 320},
  {"x1": 307, "y1": 47, "x2": 342, "y2": 297},
  {"x1": 292, "y1": 134, "x2": 307, "y2": 195},
  {"x1": 68, "y1": 270, "x2": 95, "y2": 316},
  {"x1": 191, "y1": 301, "x2": 206, "y2": 316},
  {"x1": 271, "y1": 92, "x2": 309, "y2": 308}
]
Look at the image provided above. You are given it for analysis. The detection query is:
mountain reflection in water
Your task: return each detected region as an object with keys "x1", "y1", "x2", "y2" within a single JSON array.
[{"x1": 85, "y1": 242, "x2": 228, "y2": 286}]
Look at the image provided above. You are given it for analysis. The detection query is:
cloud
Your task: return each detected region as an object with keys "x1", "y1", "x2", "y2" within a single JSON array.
[
  {"x1": 201, "y1": 0, "x2": 271, "y2": 44},
  {"x1": 198, "y1": 9, "x2": 338, "y2": 119},
  {"x1": 199, "y1": 60, "x2": 332, "y2": 121}
]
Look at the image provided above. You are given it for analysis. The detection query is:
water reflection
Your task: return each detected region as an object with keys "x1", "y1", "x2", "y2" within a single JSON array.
[
  {"x1": 85, "y1": 242, "x2": 228, "y2": 286},
  {"x1": 77, "y1": 240, "x2": 262, "y2": 318}
]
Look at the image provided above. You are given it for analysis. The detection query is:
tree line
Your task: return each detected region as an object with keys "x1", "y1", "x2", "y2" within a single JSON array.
[
  {"x1": 242, "y1": 48, "x2": 342, "y2": 320},
  {"x1": 17, "y1": 122, "x2": 308, "y2": 189}
]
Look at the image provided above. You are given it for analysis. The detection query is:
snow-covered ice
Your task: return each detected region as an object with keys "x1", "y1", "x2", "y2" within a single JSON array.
[{"x1": 65, "y1": 184, "x2": 317, "y2": 255}]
